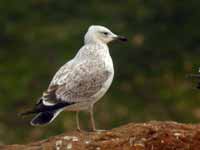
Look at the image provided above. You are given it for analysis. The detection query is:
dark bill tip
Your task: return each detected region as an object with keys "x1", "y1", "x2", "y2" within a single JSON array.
[{"x1": 117, "y1": 36, "x2": 128, "y2": 42}]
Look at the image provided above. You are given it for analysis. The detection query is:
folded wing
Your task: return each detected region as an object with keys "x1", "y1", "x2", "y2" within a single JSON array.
[{"x1": 43, "y1": 59, "x2": 110, "y2": 105}]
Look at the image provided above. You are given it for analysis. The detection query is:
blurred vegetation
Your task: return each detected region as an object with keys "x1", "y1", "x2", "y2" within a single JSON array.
[{"x1": 1, "y1": 0, "x2": 200, "y2": 145}]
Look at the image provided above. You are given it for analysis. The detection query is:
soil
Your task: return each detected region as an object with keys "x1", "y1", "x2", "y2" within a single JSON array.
[{"x1": 1, "y1": 121, "x2": 200, "y2": 150}]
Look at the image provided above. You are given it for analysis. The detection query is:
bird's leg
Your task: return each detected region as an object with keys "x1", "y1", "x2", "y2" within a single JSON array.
[
  {"x1": 89, "y1": 105, "x2": 107, "y2": 132},
  {"x1": 76, "y1": 111, "x2": 81, "y2": 131},
  {"x1": 89, "y1": 105, "x2": 96, "y2": 131}
]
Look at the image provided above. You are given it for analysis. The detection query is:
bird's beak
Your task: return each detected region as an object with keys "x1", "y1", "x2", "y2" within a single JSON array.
[
  {"x1": 116, "y1": 35, "x2": 128, "y2": 42},
  {"x1": 113, "y1": 34, "x2": 128, "y2": 42}
]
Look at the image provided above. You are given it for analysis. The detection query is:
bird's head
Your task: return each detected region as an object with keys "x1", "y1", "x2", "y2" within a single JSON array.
[{"x1": 84, "y1": 25, "x2": 127, "y2": 44}]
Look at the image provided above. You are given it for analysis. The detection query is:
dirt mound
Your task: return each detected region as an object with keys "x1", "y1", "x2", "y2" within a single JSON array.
[{"x1": 1, "y1": 121, "x2": 200, "y2": 150}]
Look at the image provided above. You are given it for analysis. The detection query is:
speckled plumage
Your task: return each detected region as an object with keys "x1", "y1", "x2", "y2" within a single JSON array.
[
  {"x1": 43, "y1": 43, "x2": 114, "y2": 110},
  {"x1": 24, "y1": 25, "x2": 127, "y2": 130}
]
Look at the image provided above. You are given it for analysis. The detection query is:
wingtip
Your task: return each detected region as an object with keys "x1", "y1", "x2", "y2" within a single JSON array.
[
  {"x1": 18, "y1": 112, "x2": 25, "y2": 117},
  {"x1": 18, "y1": 109, "x2": 36, "y2": 118}
]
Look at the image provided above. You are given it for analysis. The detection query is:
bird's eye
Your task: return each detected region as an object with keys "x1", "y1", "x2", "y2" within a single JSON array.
[{"x1": 102, "y1": 32, "x2": 109, "y2": 35}]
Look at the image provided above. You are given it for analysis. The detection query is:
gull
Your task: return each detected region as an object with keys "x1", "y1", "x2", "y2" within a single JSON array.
[{"x1": 20, "y1": 25, "x2": 127, "y2": 131}]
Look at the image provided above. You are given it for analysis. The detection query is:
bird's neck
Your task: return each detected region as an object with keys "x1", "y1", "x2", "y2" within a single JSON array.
[
  {"x1": 84, "y1": 38, "x2": 106, "y2": 45},
  {"x1": 76, "y1": 42, "x2": 110, "y2": 60}
]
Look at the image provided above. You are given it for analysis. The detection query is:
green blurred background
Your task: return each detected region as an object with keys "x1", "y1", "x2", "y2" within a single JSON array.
[{"x1": 1, "y1": 0, "x2": 200, "y2": 145}]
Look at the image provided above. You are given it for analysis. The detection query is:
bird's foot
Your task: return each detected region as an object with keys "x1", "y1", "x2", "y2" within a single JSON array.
[
  {"x1": 92, "y1": 129, "x2": 107, "y2": 133},
  {"x1": 76, "y1": 127, "x2": 82, "y2": 132}
]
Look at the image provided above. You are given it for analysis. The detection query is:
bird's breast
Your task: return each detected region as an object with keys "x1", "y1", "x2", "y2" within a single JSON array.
[
  {"x1": 105, "y1": 54, "x2": 114, "y2": 71},
  {"x1": 90, "y1": 54, "x2": 114, "y2": 104}
]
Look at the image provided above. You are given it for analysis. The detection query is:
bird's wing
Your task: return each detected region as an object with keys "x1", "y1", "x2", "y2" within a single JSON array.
[{"x1": 42, "y1": 59, "x2": 110, "y2": 105}]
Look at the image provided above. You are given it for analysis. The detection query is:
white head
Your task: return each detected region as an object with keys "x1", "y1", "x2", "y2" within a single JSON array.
[{"x1": 84, "y1": 25, "x2": 127, "y2": 44}]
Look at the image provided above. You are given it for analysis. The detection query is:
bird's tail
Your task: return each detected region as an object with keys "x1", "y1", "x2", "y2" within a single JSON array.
[
  {"x1": 19, "y1": 97, "x2": 73, "y2": 126},
  {"x1": 30, "y1": 109, "x2": 63, "y2": 126},
  {"x1": 19, "y1": 109, "x2": 38, "y2": 117}
]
